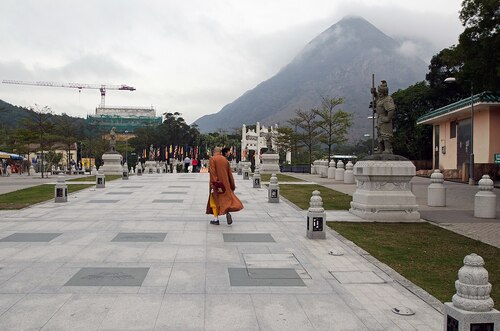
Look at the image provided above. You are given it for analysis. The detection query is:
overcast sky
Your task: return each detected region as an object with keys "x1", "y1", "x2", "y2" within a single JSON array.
[{"x1": 0, "y1": 0, "x2": 463, "y2": 124}]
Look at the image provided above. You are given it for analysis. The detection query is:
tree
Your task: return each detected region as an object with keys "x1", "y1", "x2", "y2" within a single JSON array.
[
  {"x1": 290, "y1": 109, "x2": 320, "y2": 165},
  {"x1": 313, "y1": 96, "x2": 352, "y2": 163},
  {"x1": 22, "y1": 105, "x2": 54, "y2": 178},
  {"x1": 54, "y1": 114, "x2": 82, "y2": 170},
  {"x1": 286, "y1": 117, "x2": 303, "y2": 163},
  {"x1": 392, "y1": 82, "x2": 433, "y2": 160},
  {"x1": 274, "y1": 126, "x2": 295, "y2": 164}
]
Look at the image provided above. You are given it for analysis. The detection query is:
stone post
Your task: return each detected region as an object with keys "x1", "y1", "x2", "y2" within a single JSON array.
[
  {"x1": 96, "y1": 170, "x2": 106, "y2": 188},
  {"x1": 306, "y1": 190, "x2": 326, "y2": 239},
  {"x1": 136, "y1": 163, "x2": 142, "y2": 176},
  {"x1": 474, "y1": 175, "x2": 497, "y2": 219},
  {"x1": 253, "y1": 169, "x2": 261, "y2": 188},
  {"x1": 243, "y1": 164, "x2": 250, "y2": 180},
  {"x1": 335, "y1": 160, "x2": 345, "y2": 181},
  {"x1": 328, "y1": 160, "x2": 336, "y2": 179},
  {"x1": 343, "y1": 161, "x2": 355, "y2": 184},
  {"x1": 54, "y1": 176, "x2": 68, "y2": 203},
  {"x1": 311, "y1": 160, "x2": 317, "y2": 175},
  {"x1": 29, "y1": 165, "x2": 35, "y2": 176},
  {"x1": 320, "y1": 160, "x2": 329, "y2": 178},
  {"x1": 91, "y1": 165, "x2": 97, "y2": 175},
  {"x1": 427, "y1": 169, "x2": 446, "y2": 207},
  {"x1": 268, "y1": 173, "x2": 279, "y2": 203},
  {"x1": 443, "y1": 253, "x2": 499, "y2": 330},
  {"x1": 122, "y1": 164, "x2": 129, "y2": 180}
]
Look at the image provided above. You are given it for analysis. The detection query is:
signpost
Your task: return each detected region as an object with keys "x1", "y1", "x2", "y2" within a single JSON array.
[{"x1": 494, "y1": 154, "x2": 500, "y2": 164}]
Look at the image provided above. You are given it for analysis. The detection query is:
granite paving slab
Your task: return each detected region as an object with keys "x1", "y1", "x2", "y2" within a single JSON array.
[
  {"x1": 152, "y1": 199, "x2": 184, "y2": 203},
  {"x1": 0, "y1": 233, "x2": 62, "y2": 242},
  {"x1": 65, "y1": 267, "x2": 149, "y2": 286},
  {"x1": 223, "y1": 233, "x2": 275, "y2": 242},
  {"x1": 121, "y1": 186, "x2": 143, "y2": 188},
  {"x1": 161, "y1": 191, "x2": 188, "y2": 194},
  {"x1": 228, "y1": 268, "x2": 306, "y2": 286},
  {"x1": 106, "y1": 191, "x2": 133, "y2": 195},
  {"x1": 87, "y1": 200, "x2": 119, "y2": 203},
  {"x1": 111, "y1": 232, "x2": 167, "y2": 242},
  {"x1": 330, "y1": 271, "x2": 386, "y2": 284}
]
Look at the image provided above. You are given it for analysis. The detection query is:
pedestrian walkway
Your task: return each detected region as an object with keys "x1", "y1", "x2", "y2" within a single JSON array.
[
  {"x1": 0, "y1": 172, "x2": 442, "y2": 330},
  {"x1": 284, "y1": 173, "x2": 500, "y2": 248}
]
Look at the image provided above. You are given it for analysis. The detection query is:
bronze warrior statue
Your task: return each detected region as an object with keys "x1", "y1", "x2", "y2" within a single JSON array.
[{"x1": 372, "y1": 80, "x2": 395, "y2": 154}]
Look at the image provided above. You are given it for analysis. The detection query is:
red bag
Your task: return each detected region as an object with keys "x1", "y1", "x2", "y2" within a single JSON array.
[{"x1": 212, "y1": 181, "x2": 226, "y2": 194}]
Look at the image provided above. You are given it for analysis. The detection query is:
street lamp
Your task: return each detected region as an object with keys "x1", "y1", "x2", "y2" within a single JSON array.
[
  {"x1": 124, "y1": 130, "x2": 129, "y2": 166},
  {"x1": 444, "y1": 77, "x2": 475, "y2": 185},
  {"x1": 367, "y1": 115, "x2": 377, "y2": 155}
]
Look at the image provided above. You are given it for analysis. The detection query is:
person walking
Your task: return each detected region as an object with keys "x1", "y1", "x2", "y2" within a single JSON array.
[
  {"x1": 183, "y1": 156, "x2": 191, "y2": 173},
  {"x1": 206, "y1": 147, "x2": 243, "y2": 225}
]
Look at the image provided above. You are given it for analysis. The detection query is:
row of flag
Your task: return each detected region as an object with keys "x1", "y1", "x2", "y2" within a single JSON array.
[{"x1": 140, "y1": 145, "x2": 239, "y2": 161}]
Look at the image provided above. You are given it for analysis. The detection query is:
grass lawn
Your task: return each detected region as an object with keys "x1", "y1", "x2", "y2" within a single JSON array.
[
  {"x1": 258, "y1": 174, "x2": 304, "y2": 182},
  {"x1": 327, "y1": 222, "x2": 499, "y2": 309},
  {"x1": 280, "y1": 184, "x2": 352, "y2": 210},
  {"x1": 0, "y1": 184, "x2": 94, "y2": 209},
  {"x1": 68, "y1": 175, "x2": 122, "y2": 182}
]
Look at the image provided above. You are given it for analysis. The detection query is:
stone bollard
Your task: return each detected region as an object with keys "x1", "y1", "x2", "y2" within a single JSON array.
[
  {"x1": 320, "y1": 160, "x2": 329, "y2": 178},
  {"x1": 443, "y1": 253, "x2": 499, "y2": 330},
  {"x1": 427, "y1": 169, "x2": 446, "y2": 206},
  {"x1": 91, "y1": 165, "x2": 97, "y2": 175},
  {"x1": 96, "y1": 170, "x2": 106, "y2": 188},
  {"x1": 122, "y1": 164, "x2": 129, "y2": 180},
  {"x1": 137, "y1": 163, "x2": 142, "y2": 176},
  {"x1": 335, "y1": 160, "x2": 345, "y2": 181},
  {"x1": 328, "y1": 160, "x2": 336, "y2": 179},
  {"x1": 474, "y1": 175, "x2": 497, "y2": 219},
  {"x1": 306, "y1": 190, "x2": 326, "y2": 239},
  {"x1": 54, "y1": 176, "x2": 68, "y2": 203},
  {"x1": 29, "y1": 165, "x2": 35, "y2": 176},
  {"x1": 243, "y1": 164, "x2": 250, "y2": 180},
  {"x1": 268, "y1": 173, "x2": 279, "y2": 203},
  {"x1": 253, "y1": 169, "x2": 261, "y2": 188},
  {"x1": 311, "y1": 161, "x2": 317, "y2": 175},
  {"x1": 344, "y1": 161, "x2": 355, "y2": 184}
]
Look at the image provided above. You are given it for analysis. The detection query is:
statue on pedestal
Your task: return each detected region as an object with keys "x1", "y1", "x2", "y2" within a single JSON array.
[
  {"x1": 149, "y1": 144, "x2": 154, "y2": 161},
  {"x1": 265, "y1": 127, "x2": 274, "y2": 153},
  {"x1": 109, "y1": 127, "x2": 117, "y2": 152},
  {"x1": 371, "y1": 80, "x2": 395, "y2": 154}
]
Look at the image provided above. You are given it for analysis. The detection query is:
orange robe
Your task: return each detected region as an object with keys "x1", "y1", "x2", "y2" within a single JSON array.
[{"x1": 205, "y1": 154, "x2": 244, "y2": 215}]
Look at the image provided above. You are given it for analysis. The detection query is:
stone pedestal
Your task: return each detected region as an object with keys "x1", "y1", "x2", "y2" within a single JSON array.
[
  {"x1": 349, "y1": 155, "x2": 420, "y2": 221},
  {"x1": 54, "y1": 176, "x2": 68, "y2": 203},
  {"x1": 428, "y1": 169, "x2": 446, "y2": 207},
  {"x1": 260, "y1": 153, "x2": 280, "y2": 174},
  {"x1": 242, "y1": 164, "x2": 250, "y2": 180},
  {"x1": 96, "y1": 170, "x2": 106, "y2": 188},
  {"x1": 100, "y1": 153, "x2": 123, "y2": 175},
  {"x1": 474, "y1": 175, "x2": 497, "y2": 219},
  {"x1": 29, "y1": 165, "x2": 35, "y2": 176},
  {"x1": 136, "y1": 163, "x2": 142, "y2": 176},
  {"x1": 122, "y1": 164, "x2": 129, "y2": 180},
  {"x1": 91, "y1": 166, "x2": 98, "y2": 175}
]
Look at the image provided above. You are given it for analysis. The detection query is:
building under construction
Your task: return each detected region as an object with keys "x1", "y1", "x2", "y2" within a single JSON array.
[{"x1": 87, "y1": 106, "x2": 162, "y2": 133}]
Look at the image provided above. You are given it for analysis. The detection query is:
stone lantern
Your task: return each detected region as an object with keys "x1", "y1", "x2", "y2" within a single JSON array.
[
  {"x1": 474, "y1": 175, "x2": 497, "y2": 219},
  {"x1": 122, "y1": 164, "x2": 129, "y2": 180},
  {"x1": 96, "y1": 170, "x2": 106, "y2": 188},
  {"x1": 136, "y1": 163, "x2": 142, "y2": 176},
  {"x1": 243, "y1": 164, "x2": 250, "y2": 180},
  {"x1": 268, "y1": 173, "x2": 279, "y2": 203},
  {"x1": 428, "y1": 169, "x2": 446, "y2": 207},
  {"x1": 343, "y1": 161, "x2": 355, "y2": 184},
  {"x1": 306, "y1": 190, "x2": 326, "y2": 239},
  {"x1": 54, "y1": 176, "x2": 68, "y2": 203},
  {"x1": 253, "y1": 169, "x2": 261, "y2": 188}
]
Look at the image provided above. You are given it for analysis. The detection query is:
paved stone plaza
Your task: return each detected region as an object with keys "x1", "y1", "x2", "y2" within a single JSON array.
[{"x1": 0, "y1": 173, "x2": 445, "y2": 330}]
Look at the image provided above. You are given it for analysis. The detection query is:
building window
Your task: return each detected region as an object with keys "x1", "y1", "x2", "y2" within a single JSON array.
[{"x1": 450, "y1": 121, "x2": 457, "y2": 138}]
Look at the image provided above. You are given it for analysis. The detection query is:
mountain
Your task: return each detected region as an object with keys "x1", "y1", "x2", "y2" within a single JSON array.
[{"x1": 194, "y1": 16, "x2": 428, "y2": 138}]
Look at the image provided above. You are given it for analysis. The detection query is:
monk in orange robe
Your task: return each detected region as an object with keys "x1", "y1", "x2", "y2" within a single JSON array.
[{"x1": 206, "y1": 147, "x2": 243, "y2": 225}]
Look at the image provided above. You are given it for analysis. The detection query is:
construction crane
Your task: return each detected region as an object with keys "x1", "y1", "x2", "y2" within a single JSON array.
[{"x1": 2, "y1": 80, "x2": 136, "y2": 108}]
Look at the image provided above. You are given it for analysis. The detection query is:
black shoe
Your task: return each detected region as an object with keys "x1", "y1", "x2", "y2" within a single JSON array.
[
  {"x1": 210, "y1": 220, "x2": 220, "y2": 225},
  {"x1": 226, "y1": 213, "x2": 232, "y2": 225}
]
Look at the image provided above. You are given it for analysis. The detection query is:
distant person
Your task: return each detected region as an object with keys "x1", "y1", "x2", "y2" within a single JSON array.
[
  {"x1": 191, "y1": 158, "x2": 198, "y2": 172},
  {"x1": 206, "y1": 147, "x2": 243, "y2": 225},
  {"x1": 6, "y1": 164, "x2": 11, "y2": 176},
  {"x1": 183, "y1": 156, "x2": 191, "y2": 173}
]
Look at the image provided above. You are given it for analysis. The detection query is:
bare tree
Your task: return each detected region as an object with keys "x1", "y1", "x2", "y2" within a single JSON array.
[
  {"x1": 23, "y1": 105, "x2": 54, "y2": 178},
  {"x1": 289, "y1": 109, "x2": 320, "y2": 165}
]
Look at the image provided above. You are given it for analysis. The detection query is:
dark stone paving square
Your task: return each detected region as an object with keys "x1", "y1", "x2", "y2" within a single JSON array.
[
  {"x1": 88, "y1": 200, "x2": 119, "y2": 203},
  {"x1": 0, "y1": 233, "x2": 62, "y2": 242},
  {"x1": 153, "y1": 199, "x2": 184, "y2": 203},
  {"x1": 106, "y1": 192, "x2": 133, "y2": 195},
  {"x1": 65, "y1": 267, "x2": 149, "y2": 286},
  {"x1": 228, "y1": 268, "x2": 305, "y2": 286},
  {"x1": 111, "y1": 232, "x2": 167, "y2": 242},
  {"x1": 223, "y1": 233, "x2": 275, "y2": 243},
  {"x1": 161, "y1": 191, "x2": 188, "y2": 194}
]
